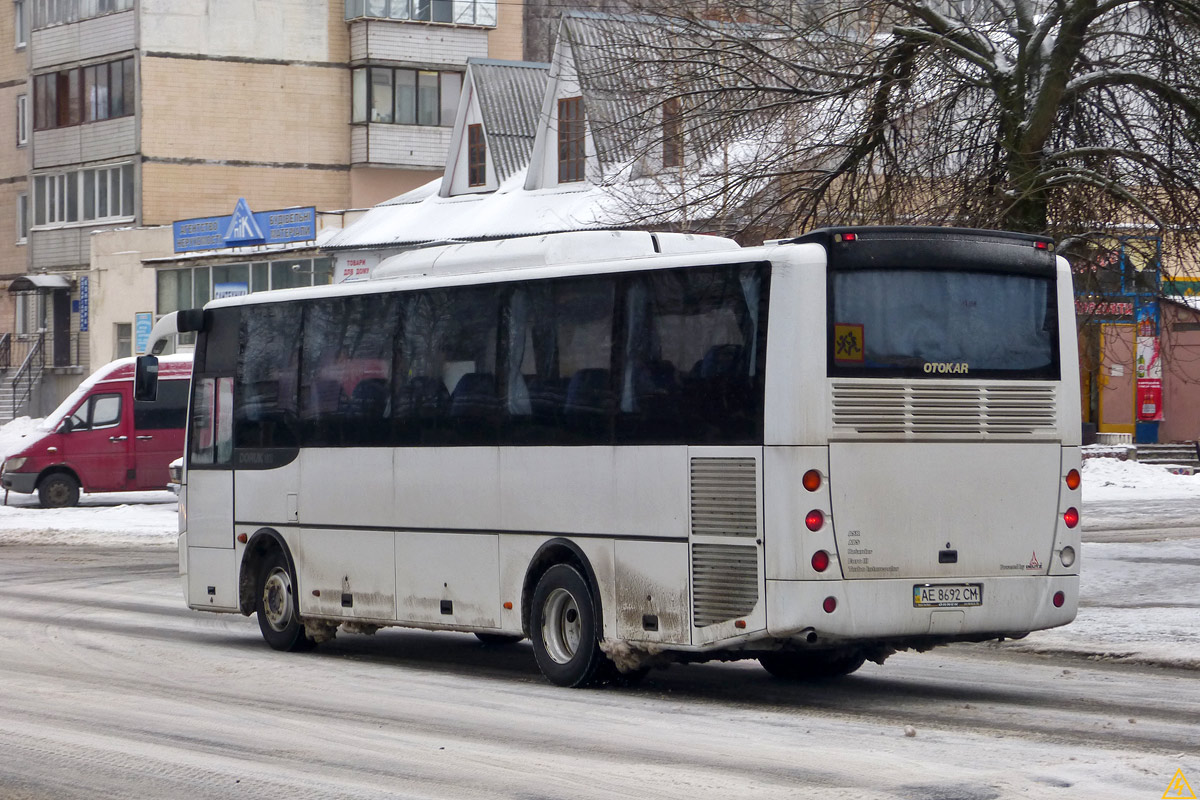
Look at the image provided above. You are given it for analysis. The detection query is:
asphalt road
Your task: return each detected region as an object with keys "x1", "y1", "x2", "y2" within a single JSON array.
[{"x1": 0, "y1": 544, "x2": 1195, "y2": 799}]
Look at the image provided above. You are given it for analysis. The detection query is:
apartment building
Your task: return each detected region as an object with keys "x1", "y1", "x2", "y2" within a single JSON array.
[{"x1": 0, "y1": 0, "x2": 522, "y2": 417}]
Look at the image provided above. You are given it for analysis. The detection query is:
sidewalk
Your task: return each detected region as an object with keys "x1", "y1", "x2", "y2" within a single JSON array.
[{"x1": 1001, "y1": 459, "x2": 1200, "y2": 669}]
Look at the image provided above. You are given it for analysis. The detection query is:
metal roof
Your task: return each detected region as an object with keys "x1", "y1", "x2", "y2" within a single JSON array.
[{"x1": 468, "y1": 58, "x2": 550, "y2": 183}]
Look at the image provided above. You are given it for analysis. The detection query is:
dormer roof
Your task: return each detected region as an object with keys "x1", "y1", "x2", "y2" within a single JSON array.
[{"x1": 469, "y1": 58, "x2": 550, "y2": 183}]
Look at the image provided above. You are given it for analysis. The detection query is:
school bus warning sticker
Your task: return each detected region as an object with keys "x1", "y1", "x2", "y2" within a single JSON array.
[
  {"x1": 1164, "y1": 769, "x2": 1196, "y2": 799},
  {"x1": 834, "y1": 323, "x2": 865, "y2": 363}
]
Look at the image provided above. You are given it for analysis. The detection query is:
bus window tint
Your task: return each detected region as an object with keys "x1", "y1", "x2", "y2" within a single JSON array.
[
  {"x1": 830, "y1": 270, "x2": 1058, "y2": 379},
  {"x1": 506, "y1": 277, "x2": 615, "y2": 444},
  {"x1": 300, "y1": 294, "x2": 399, "y2": 447},
  {"x1": 236, "y1": 304, "x2": 302, "y2": 448},
  {"x1": 619, "y1": 264, "x2": 767, "y2": 444},
  {"x1": 394, "y1": 287, "x2": 499, "y2": 444}
]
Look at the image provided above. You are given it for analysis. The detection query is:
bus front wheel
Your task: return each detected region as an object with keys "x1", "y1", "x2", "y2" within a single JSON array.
[
  {"x1": 530, "y1": 564, "x2": 606, "y2": 687},
  {"x1": 758, "y1": 649, "x2": 866, "y2": 681},
  {"x1": 255, "y1": 550, "x2": 316, "y2": 652}
]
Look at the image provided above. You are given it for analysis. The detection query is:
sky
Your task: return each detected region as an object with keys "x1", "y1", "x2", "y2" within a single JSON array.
[{"x1": 1, "y1": 416, "x2": 1196, "y2": 670}]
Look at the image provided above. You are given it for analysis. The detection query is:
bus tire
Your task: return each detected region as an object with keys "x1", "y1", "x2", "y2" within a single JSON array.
[
  {"x1": 530, "y1": 564, "x2": 606, "y2": 688},
  {"x1": 475, "y1": 632, "x2": 524, "y2": 646},
  {"x1": 758, "y1": 649, "x2": 866, "y2": 681},
  {"x1": 255, "y1": 550, "x2": 316, "y2": 652},
  {"x1": 38, "y1": 473, "x2": 80, "y2": 508}
]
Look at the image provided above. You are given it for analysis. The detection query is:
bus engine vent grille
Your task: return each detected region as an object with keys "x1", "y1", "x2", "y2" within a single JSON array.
[
  {"x1": 831, "y1": 382, "x2": 1057, "y2": 436},
  {"x1": 691, "y1": 543, "x2": 759, "y2": 628},
  {"x1": 690, "y1": 457, "x2": 758, "y2": 538}
]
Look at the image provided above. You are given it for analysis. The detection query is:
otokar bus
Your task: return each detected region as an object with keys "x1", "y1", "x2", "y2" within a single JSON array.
[{"x1": 138, "y1": 226, "x2": 1081, "y2": 687}]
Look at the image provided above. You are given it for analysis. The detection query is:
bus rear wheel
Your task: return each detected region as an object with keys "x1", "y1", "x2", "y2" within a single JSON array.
[
  {"x1": 38, "y1": 473, "x2": 80, "y2": 508},
  {"x1": 530, "y1": 564, "x2": 606, "y2": 687},
  {"x1": 256, "y1": 550, "x2": 315, "y2": 652},
  {"x1": 758, "y1": 649, "x2": 866, "y2": 681}
]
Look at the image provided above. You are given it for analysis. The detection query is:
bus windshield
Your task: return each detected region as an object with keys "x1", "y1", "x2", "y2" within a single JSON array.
[{"x1": 829, "y1": 269, "x2": 1059, "y2": 380}]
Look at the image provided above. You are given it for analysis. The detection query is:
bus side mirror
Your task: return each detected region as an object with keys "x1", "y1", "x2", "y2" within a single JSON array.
[{"x1": 135, "y1": 355, "x2": 160, "y2": 402}]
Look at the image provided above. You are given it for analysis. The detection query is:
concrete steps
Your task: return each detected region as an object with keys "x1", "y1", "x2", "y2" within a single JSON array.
[{"x1": 1135, "y1": 442, "x2": 1200, "y2": 472}]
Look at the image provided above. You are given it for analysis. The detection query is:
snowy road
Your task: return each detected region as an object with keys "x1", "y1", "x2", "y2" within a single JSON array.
[{"x1": 0, "y1": 543, "x2": 1195, "y2": 800}]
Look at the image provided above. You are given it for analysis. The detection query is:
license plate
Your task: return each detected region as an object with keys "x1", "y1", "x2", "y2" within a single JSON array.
[{"x1": 913, "y1": 583, "x2": 983, "y2": 608}]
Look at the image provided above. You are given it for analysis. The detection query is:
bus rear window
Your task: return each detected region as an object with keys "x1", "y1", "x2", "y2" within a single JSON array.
[{"x1": 829, "y1": 270, "x2": 1059, "y2": 379}]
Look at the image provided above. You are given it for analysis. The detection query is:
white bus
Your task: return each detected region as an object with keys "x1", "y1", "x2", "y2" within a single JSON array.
[{"x1": 140, "y1": 226, "x2": 1081, "y2": 687}]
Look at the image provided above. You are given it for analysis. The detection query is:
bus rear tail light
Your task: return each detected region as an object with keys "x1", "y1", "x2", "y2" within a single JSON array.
[
  {"x1": 802, "y1": 469, "x2": 822, "y2": 492},
  {"x1": 811, "y1": 550, "x2": 830, "y2": 572},
  {"x1": 1053, "y1": 591, "x2": 1065, "y2": 608},
  {"x1": 822, "y1": 596, "x2": 837, "y2": 613},
  {"x1": 1059, "y1": 546, "x2": 1076, "y2": 567},
  {"x1": 805, "y1": 510, "x2": 825, "y2": 531},
  {"x1": 1065, "y1": 469, "x2": 1080, "y2": 490},
  {"x1": 1063, "y1": 507, "x2": 1079, "y2": 528}
]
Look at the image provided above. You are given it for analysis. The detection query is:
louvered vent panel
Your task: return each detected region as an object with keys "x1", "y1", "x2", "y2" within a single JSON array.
[
  {"x1": 691, "y1": 543, "x2": 759, "y2": 628},
  {"x1": 690, "y1": 457, "x2": 757, "y2": 538},
  {"x1": 831, "y1": 382, "x2": 1056, "y2": 436}
]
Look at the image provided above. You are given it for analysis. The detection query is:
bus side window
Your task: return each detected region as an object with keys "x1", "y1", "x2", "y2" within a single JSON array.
[{"x1": 236, "y1": 304, "x2": 301, "y2": 449}]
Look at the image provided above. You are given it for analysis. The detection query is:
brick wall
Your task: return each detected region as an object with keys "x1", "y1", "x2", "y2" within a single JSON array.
[
  {"x1": 140, "y1": 56, "x2": 351, "y2": 166},
  {"x1": 140, "y1": 161, "x2": 350, "y2": 225}
]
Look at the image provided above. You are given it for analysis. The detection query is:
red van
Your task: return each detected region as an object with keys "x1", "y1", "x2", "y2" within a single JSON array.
[{"x1": 1, "y1": 355, "x2": 192, "y2": 507}]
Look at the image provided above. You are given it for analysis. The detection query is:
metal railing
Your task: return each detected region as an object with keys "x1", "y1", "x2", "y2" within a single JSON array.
[
  {"x1": 11, "y1": 332, "x2": 45, "y2": 419},
  {"x1": 0, "y1": 333, "x2": 9, "y2": 371}
]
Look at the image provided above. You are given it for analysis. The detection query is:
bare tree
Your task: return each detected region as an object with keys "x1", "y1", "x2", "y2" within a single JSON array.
[{"x1": 562, "y1": 1, "x2": 1200, "y2": 260}]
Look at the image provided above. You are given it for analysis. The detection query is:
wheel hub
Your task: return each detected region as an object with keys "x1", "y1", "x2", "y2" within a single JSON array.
[
  {"x1": 541, "y1": 587, "x2": 582, "y2": 664},
  {"x1": 262, "y1": 568, "x2": 294, "y2": 632}
]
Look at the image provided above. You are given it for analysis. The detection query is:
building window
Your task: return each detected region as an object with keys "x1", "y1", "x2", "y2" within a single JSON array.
[
  {"x1": 558, "y1": 96, "x2": 585, "y2": 183},
  {"x1": 33, "y1": 57, "x2": 134, "y2": 131},
  {"x1": 15, "y1": 0, "x2": 28, "y2": 47},
  {"x1": 16, "y1": 193, "x2": 28, "y2": 243},
  {"x1": 31, "y1": 0, "x2": 133, "y2": 29},
  {"x1": 114, "y1": 322, "x2": 131, "y2": 359},
  {"x1": 350, "y1": 66, "x2": 461, "y2": 127},
  {"x1": 467, "y1": 124, "x2": 486, "y2": 187},
  {"x1": 662, "y1": 97, "x2": 682, "y2": 169},
  {"x1": 15, "y1": 293, "x2": 45, "y2": 336},
  {"x1": 156, "y1": 259, "x2": 334, "y2": 316},
  {"x1": 344, "y1": 0, "x2": 496, "y2": 26},
  {"x1": 32, "y1": 163, "x2": 134, "y2": 227},
  {"x1": 16, "y1": 94, "x2": 28, "y2": 146}
]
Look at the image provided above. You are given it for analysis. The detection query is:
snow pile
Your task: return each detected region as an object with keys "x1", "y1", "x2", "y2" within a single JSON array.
[{"x1": 1083, "y1": 457, "x2": 1200, "y2": 500}]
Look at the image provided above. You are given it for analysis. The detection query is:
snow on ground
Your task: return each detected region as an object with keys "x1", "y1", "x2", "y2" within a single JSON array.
[{"x1": 0, "y1": 417, "x2": 1196, "y2": 668}]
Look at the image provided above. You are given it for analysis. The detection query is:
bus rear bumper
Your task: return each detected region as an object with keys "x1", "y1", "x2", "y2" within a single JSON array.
[{"x1": 765, "y1": 575, "x2": 1079, "y2": 642}]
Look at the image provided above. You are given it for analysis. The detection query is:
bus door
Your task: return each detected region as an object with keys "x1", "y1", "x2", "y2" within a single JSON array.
[{"x1": 184, "y1": 375, "x2": 238, "y2": 611}]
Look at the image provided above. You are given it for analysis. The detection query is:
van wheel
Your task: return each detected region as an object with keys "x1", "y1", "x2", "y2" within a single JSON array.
[
  {"x1": 256, "y1": 550, "x2": 316, "y2": 652},
  {"x1": 758, "y1": 649, "x2": 866, "y2": 681},
  {"x1": 38, "y1": 474, "x2": 80, "y2": 508},
  {"x1": 530, "y1": 564, "x2": 607, "y2": 687}
]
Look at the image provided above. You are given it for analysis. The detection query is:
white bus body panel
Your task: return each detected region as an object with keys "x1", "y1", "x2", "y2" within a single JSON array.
[
  {"x1": 828, "y1": 441, "x2": 1061, "y2": 579},
  {"x1": 395, "y1": 533, "x2": 501, "y2": 627}
]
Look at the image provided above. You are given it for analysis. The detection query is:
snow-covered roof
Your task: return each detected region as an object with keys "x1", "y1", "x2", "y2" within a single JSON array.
[{"x1": 323, "y1": 178, "x2": 636, "y2": 250}]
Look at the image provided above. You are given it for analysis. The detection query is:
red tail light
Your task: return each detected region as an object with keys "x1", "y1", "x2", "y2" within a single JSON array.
[
  {"x1": 811, "y1": 550, "x2": 830, "y2": 572},
  {"x1": 805, "y1": 510, "x2": 824, "y2": 531},
  {"x1": 1065, "y1": 469, "x2": 1081, "y2": 490},
  {"x1": 802, "y1": 469, "x2": 822, "y2": 492},
  {"x1": 822, "y1": 596, "x2": 837, "y2": 613},
  {"x1": 1053, "y1": 591, "x2": 1065, "y2": 608},
  {"x1": 1063, "y1": 507, "x2": 1079, "y2": 528}
]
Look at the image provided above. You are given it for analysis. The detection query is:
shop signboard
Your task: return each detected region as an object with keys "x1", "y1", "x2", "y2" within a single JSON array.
[{"x1": 173, "y1": 200, "x2": 316, "y2": 253}]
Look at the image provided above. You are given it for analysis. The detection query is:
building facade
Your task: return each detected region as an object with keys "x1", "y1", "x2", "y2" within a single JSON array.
[{"x1": 0, "y1": 0, "x2": 522, "y2": 419}]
